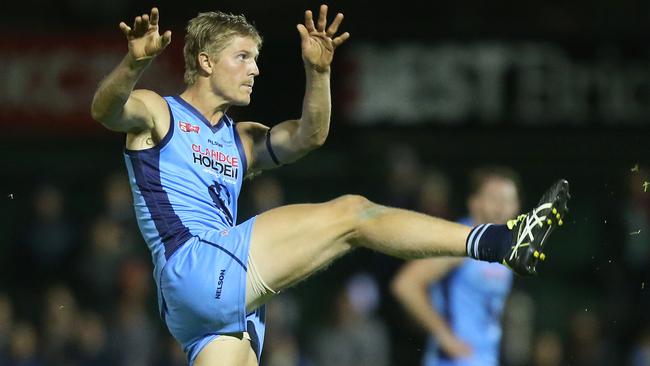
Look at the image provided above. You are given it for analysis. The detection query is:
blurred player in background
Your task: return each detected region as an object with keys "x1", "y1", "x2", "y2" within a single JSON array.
[
  {"x1": 90, "y1": 4, "x2": 568, "y2": 366},
  {"x1": 392, "y1": 167, "x2": 522, "y2": 366}
]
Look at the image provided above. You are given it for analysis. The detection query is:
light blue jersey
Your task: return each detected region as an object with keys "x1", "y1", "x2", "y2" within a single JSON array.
[
  {"x1": 124, "y1": 95, "x2": 265, "y2": 365},
  {"x1": 124, "y1": 95, "x2": 246, "y2": 277},
  {"x1": 423, "y1": 218, "x2": 513, "y2": 366}
]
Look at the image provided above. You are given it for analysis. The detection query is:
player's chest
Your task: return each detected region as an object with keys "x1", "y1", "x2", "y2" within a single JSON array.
[{"x1": 174, "y1": 123, "x2": 242, "y2": 182}]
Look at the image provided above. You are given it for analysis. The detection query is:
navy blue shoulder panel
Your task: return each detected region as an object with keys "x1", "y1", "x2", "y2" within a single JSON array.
[{"x1": 125, "y1": 102, "x2": 192, "y2": 259}]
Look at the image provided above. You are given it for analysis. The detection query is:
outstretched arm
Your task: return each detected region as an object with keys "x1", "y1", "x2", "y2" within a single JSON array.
[
  {"x1": 90, "y1": 7, "x2": 172, "y2": 133},
  {"x1": 237, "y1": 4, "x2": 350, "y2": 173},
  {"x1": 391, "y1": 258, "x2": 473, "y2": 359}
]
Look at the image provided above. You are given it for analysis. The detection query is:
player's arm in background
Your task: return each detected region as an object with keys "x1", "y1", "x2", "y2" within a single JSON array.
[
  {"x1": 236, "y1": 5, "x2": 350, "y2": 176},
  {"x1": 391, "y1": 258, "x2": 473, "y2": 359},
  {"x1": 90, "y1": 8, "x2": 171, "y2": 135}
]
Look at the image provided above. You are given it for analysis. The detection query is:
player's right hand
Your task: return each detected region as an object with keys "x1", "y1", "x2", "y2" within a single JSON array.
[
  {"x1": 119, "y1": 7, "x2": 172, "y2": 62},
  {"x1": 436, "y1": 331, "x2": 473, "y2": 359}
]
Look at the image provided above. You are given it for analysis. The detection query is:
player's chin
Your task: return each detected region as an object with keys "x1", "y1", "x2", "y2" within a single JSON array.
[{"x1": 232, "y1": 96, "x2": 252, "y2": 106}]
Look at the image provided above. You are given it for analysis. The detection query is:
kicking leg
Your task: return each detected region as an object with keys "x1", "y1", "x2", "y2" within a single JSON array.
[
  {"x1": 246, "y1": 178, "x2": 570, "y2": 306},
  {"x1": 246, "y1": 194, "x2": 471, "y2": 308},
  {"x1": 193, "y1": 333, "x2": 258, "y2": 366}
]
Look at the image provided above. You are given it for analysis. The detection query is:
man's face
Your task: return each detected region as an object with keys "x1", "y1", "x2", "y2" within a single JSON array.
[
  {"x1": 209, "y1": 35, "x2": 260, "y2": 106},
  {"x1": 469, "y1": 177, "x2": 520, "y2": 225}
]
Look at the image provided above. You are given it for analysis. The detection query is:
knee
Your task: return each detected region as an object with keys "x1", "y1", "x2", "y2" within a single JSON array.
[
  {"x1": 332, "y1": 194, "x2": 373, "y2": 217},
  {"x1": 327, "y1": 195, "x2": 384, "y2": 248},
  {"x1": 332, "y1": 194, "x2": 385, "y2": 233},
  {"x1": 332, "y1": 195, "x2": 386, "y2": 247}
]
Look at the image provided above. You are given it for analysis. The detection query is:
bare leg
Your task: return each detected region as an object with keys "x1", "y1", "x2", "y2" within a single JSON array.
[
  {"x1": 193, "y1": 334, "x2": 258, "y2": 366},
  {"x1": 248, "y1": 195, "x2": 470, "y2": 300},
  {"x1": 353, "y1": 201, "x2": 470, "y2": 258}
]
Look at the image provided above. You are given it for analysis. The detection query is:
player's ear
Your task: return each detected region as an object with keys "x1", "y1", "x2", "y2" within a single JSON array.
[{"x1": 198, "y1": 52, "x2": 213, "y2": 76}]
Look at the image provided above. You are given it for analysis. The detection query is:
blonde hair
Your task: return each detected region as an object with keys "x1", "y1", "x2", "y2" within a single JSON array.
[{"x1": 183, "y1": 11, "x2": 262, "y2": 85}]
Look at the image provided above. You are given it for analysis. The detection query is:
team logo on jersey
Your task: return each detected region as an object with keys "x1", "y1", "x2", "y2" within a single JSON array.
[
  {"x1": 208, "y1": 181, "x2": 234, "y2": 226},
  {"x1": 179, "y1": 121, "x2": 200, "y2": 133},
  {"x1": 191, "y1": 144, "x2": 239, "y2": 179}
]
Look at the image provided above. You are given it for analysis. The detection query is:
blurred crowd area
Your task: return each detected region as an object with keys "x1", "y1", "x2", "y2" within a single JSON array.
[{"x1": 1, "y1": 141, "x2": 650, "y2": 366}]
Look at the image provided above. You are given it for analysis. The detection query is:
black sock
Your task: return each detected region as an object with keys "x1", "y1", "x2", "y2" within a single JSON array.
[{"x1": 466, "y1": 224, "x2": 513, "y2": 263}]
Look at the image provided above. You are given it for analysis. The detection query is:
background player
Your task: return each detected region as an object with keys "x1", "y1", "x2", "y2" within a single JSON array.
[
  {"x1": 392, "y1": 167, "x2": 521, "y2": 366},
  {"x1": 90, "y1": 5, "x2": 569, "y2": 366}
]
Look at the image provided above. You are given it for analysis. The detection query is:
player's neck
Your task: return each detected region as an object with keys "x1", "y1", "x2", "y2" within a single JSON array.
[{"x1": 180, "y1": 85, "x2": 230, "y2": 126}]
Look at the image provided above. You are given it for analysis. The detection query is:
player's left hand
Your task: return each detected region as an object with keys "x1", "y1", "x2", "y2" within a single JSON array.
[{"x1": 296, "y1": 4, "x2": 350, "y2": 73}]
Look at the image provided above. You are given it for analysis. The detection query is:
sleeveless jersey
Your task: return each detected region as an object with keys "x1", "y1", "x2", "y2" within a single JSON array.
[
  {"x1": 424, "y1": 217, "x2": 513, "y2": 366},
  {"x1": 123, "y1": 95, "x2": 247, "y2": 279}
]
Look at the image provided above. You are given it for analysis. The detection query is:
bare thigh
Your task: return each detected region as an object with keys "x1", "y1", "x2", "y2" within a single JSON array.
[
  {"x1": 193, "y1": 334, "x2": 258, "y2": 366},
  {"x1": 244, "y1": 194, "x2": 469, "y2": 310},
  {"x1": 246, "y1": 195, "x2": 365, "y2": 307}
]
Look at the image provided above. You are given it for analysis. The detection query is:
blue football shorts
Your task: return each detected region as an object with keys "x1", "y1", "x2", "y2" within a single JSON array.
[{"x1": 158, "y1": 216, "x2": 266, "y2": 365}]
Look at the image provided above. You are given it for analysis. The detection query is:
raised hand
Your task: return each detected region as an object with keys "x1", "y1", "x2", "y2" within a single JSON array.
[
  {"x1": 119, "y1": 7, "x2": 172, "y2": 62},
  {"x1": 296, "y1": 4, "x2": 350, "y2": 73}
]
